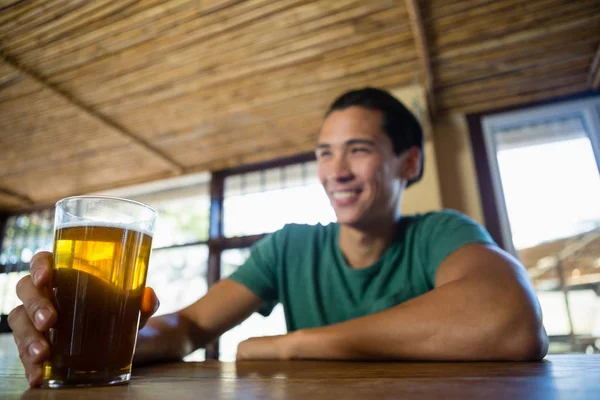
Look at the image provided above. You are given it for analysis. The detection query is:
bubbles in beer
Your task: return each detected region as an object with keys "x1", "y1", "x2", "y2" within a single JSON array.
[{"x1": 53, "y1": 223, "x2": 152, "y2": 291}]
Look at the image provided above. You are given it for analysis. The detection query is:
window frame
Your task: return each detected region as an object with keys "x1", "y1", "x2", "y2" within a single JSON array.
[
  {"x1": 204, "y1": 152, "x2": 315, "y2": 358},
  {"x1": 467, "y1": 91, "x2": 600, "y2": 253},
  {"x1": 483, "y1": 96, "x2": 600, "y2": 256}
]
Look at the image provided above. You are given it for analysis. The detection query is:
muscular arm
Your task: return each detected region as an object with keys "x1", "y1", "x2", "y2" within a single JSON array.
[
  {"x1": 134, "y1": 279, "x2": 262, "y2": 365},
  {"x1": 239, "y1": 244, "x2": 548, "y2": 361}
]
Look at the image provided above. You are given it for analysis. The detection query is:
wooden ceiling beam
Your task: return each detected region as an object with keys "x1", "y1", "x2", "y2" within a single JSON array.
[
  {"x1": 405, "y1": 0, "x2": 436, "y2": 117},
  {"x1": 590, "y1": 41, "x2": 600, "y2": 89},
  {"x1": 0, "y1": 187, "x2": 34, "y2": 207},
  {"x1": 0, "y1": 51, "x2": 184, "y2": 175}
]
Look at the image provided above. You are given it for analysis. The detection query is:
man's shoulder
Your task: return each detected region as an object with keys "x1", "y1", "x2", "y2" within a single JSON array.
[
  {"x1": 401, "y1": 209, "x2": 494, "y2": 247},
  {"x1": 400, "y1": 209, "x2": 490, "y2": 241},
  {"x1": 405, "y1": 209, "x2": 481, "y2": 227}
]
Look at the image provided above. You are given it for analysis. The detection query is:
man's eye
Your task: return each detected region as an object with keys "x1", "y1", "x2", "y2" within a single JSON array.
[
  {"x1": 350, "y1": 147, "x2": 369, "y2": 154},
  {"x1": 317, "y1": 150, "x2": 332, "y2": 158}
]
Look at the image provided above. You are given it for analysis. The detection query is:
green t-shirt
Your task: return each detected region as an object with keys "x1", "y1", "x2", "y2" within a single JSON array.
[{"x1": 228, "y1": 210, "x2": 495, "y2": 332}]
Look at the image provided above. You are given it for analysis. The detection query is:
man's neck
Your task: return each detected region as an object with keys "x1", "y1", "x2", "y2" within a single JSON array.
[{"x1": 338, "y1": 219, "x2": 397, "y2": 269}]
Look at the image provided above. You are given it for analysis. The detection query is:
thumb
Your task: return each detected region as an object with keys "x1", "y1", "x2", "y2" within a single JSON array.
[{"x1": 139, "y1": 287, "x2": 160, "y2": 329}]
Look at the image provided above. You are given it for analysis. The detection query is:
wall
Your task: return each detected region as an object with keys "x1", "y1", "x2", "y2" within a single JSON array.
[
  {"x1": 400, "y1": 113, "x2": 484, "y2": 224},
  {"x1": 391, "y1": 84, "x2": 483, "y2": 222},
  {"x1": 400, "y1": 140, "x2": 442, "y2": 215},
  {"x1": 394, "y1": 84, "x2": 443, "y2": 215},
  {"x1": 431, "y1": 113, "x2": 484, "y2": 225}
]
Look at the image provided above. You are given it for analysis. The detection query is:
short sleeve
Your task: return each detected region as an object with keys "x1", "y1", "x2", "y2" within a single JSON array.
[
  {"x1": 419, "y1": 210, "x2": 496, "y2": 286},
  {"x1": 227, "y1": 230, "x2": 281, "y2": 316}
]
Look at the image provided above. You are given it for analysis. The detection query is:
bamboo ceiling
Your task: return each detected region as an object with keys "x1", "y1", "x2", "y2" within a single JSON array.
[{"x1": 1, "y1": 0, "x2": 599, "y2": 210}]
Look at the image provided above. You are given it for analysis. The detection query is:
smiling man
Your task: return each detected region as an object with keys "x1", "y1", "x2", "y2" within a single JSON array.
[{"x1": 11, "y1": 88, "x2": 548, "y2": 387}]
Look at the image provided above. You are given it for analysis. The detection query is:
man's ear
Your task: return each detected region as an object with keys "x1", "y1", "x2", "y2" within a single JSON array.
[{"x1": 398, "y1": 147, "x2": 422, "y2": 182}]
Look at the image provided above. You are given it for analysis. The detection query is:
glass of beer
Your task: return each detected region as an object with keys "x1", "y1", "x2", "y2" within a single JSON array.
[{"x1": 43, "y1": 196, "x2": 157, "y2": 388}]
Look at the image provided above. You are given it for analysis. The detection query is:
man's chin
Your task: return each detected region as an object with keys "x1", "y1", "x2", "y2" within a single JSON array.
[{"x1": 335, "y1": 212, "x2": 367, "y2": 228}]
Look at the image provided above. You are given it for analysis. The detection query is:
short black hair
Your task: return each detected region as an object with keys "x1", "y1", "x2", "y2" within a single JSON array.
[{"x1": 325, "y1": 87, "x2": 424, "y2": 187}]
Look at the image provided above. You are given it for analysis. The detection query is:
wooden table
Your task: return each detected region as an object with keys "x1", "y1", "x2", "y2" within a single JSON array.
[{"x1": 1, "y1": 350, "x2": 599, "y2": 399}]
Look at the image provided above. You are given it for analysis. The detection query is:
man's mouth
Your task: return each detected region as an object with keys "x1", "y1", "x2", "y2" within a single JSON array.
[{"x1": 330, "y1": 189, "x2": 362, "y2": 206}]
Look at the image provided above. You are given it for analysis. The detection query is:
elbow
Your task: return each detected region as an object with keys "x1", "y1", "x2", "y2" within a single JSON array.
[
  {"x1": 510, "y1": 327, "x2": 548, "y2": 361},
  {"x1": 501, "y1": 319, "x2": 549, "y2": 362},
  {"x1": 526, "y1": 324, "x2": 549, "y2": 361},
  {"x1": 495, "y1": 279, "x2": 549, "y2": 361}
]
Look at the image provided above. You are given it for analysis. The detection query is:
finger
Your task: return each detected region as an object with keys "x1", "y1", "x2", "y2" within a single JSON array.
[
  {"x1": 26, "y1": 364, "x2": 44, "y2": 388},
  {"x1": 139, "y1": 287, "x2": 160, "y2": 329},
  {"x1": 236, "y1": 339, "x2": 255, "y2": 361},
  {"x1": 29, "y1": 251, "x2": 54, "y2": 288},
  {"x1": 17, "y1": 348, "x2": 44, "y2": 388},
  {"x1": 18, "y1": 353, "x2": 44, "y2": 388},
  {"x1": 236, "y1": 337, "x2": 283, "y2": 360},
  {"x1": 8, "y1": 306, "x2": 51, "y2": 376},
  {"x1": 15, "y1": 275, "x2": 57, "y2": 332}
]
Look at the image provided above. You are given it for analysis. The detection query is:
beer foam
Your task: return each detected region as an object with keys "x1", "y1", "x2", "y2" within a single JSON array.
[{"x1": 55, "y1": 221, "x2": 154, "y2": 238}]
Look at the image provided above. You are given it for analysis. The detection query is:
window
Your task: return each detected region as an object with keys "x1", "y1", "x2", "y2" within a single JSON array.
[
  {"x1": 131, "y1": 184, "x2": 211, "y2": 361},
  {"x1": 215, "y1": 158, "x2": 335, "y2": 359},
  {"x1": 129, "y1": 185, "x2": 210, "y2": 305},
  {"x1": 0, "y1": 210, "x2": 54, "y2": 317},
  {"x1": 223, "y1": 160, "x2": 336, "y2": 237},
  {"x1": 146, "y1": 245, "x2": 208, "y2": 316},
  {"x1": 481, "y1": 96, "x2": 600, "y2": 352},
  {"x1": 218, "y1": 248, "x2": 286, "y2": 361},
  {"x1": 484, "y1": 113, "x2": 600, "y2": 252},
  {"x1": 136, "y1": 186, "x2": 210, "y2": 248},
  {"x1": 145, "y1": 244, "x2": 208, "y2": 362}
]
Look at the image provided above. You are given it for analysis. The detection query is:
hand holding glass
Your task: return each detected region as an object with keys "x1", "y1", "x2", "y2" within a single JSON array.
[{"x1": 43, "y1": 196, "x2": 156, "y2": 388}]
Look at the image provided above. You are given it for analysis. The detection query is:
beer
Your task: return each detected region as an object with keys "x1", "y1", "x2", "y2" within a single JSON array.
[{"x1": 44, "y1": 223, "x2": 152, "y2": 387}]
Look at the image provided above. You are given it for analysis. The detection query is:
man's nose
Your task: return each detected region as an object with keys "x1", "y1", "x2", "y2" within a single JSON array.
[{"x1": 330, "y1": 155, "x2": 353, "y2": 182}]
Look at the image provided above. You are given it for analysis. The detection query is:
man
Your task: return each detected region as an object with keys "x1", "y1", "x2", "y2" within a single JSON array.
[{"x1": 10, "y1": 88, "x2": 548, "y2": 387}]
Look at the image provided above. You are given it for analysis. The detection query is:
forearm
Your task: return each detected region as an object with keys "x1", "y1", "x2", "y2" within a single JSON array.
[
  {"x1": 291, "y1": 276, "x2": 547, "y2": 361},
  {"x1": 133, "y1": 312, "x2": 214, "y2": 365},
  {"x1": 134, "y1": 280, "x2": 262, "y2": 365}
]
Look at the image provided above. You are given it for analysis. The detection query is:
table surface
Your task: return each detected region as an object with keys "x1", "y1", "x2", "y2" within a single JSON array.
[{"x1": 1, "y1": 337, "x2": 599, "y2": 399}]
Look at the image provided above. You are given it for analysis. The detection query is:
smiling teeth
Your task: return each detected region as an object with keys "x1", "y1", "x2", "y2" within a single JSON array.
[{"x1": 332, "y1": 191, "x2": 358, "y2": 199}]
